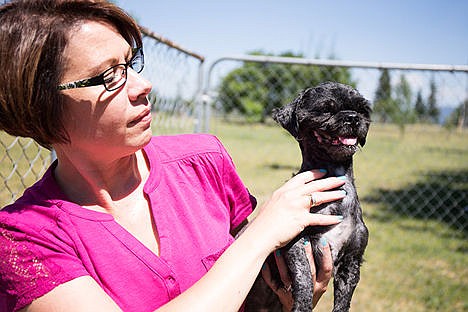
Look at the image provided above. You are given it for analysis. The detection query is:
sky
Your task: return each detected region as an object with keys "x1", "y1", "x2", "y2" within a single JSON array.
[{"x1": 116, "y1": 0, "x2": 467, "y2": 66}]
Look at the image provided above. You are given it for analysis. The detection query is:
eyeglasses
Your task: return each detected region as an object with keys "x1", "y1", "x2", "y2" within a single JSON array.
[{"x1": 57, "y1": 47, "x2": 144, "y2": 92}]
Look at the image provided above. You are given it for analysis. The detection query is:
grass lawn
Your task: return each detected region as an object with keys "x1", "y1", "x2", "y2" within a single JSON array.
[
  {"x1": 213, "y1": 121, "x2": 467, "y2": 312},
  {"x1": 2, "y1": 121, "x2": 466, "y2": 311}
]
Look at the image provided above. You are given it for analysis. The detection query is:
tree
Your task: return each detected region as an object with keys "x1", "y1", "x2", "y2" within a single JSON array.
[
  {"x1": 427, "y1": 78, "x2": 440, "y2": 123},
  {"x1": 444, "y1": 99, "x2": 467, "y2": 130},
  {"x1": 373, "y1": 69, "x2": 395, "y2": 123},
  {"x1": 217, "y1": 51, "x2": 356, "y2": 122},
  {"x1": 458, "y1": 99, "x2": 468, "y2": 130},
  {"x1": 414, "y1": 89, "x2": 427, "y2": 122},
  {"x1": 393, "y1": 74, "x2": 415, "y2": 131}
]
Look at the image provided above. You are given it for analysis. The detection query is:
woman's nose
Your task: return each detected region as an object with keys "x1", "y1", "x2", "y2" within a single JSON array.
[{"x1": 126, "y1": 68, "x2": 152, "y2": 99}]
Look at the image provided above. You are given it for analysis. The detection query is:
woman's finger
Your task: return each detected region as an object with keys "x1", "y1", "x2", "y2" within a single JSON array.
[
  {"x1": 261, "y1": 261, "x2": 294, "y2": 311},
  {"x1": 261, "y1": 262, "x2": 277, "y2": 291},
  {"x1": 304, "y1": 236, "x2": 315, "y2": 270},
  {"x1": 307, "y1": 213, "x2": 343, "y2": 227},
  {"x1": 274, "y1": 250, "x2": 292, "y2": 290},
  {"x1": 282, "y1": 170, "x2": 328, "y2": 190},
  {"x1": 303, "y1": 236, "x2": 315, "y2": 278},
  {"x1": 303, "y1": 236, "x2": 318, "y2": 307},
  {"x1": 312, "y1": 237, "x2": 333, "y2": 308},
  {"x1": 300, "y1": 176, "x2": 347, "y2": 195},
  {"x1": 307, "y1": 190, "x2": 347, "y2": 208}
]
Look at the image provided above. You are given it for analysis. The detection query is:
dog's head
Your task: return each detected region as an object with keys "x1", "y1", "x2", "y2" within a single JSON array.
[{"x1": 273, "y1": 82, "x2": 371, "y2": 163}]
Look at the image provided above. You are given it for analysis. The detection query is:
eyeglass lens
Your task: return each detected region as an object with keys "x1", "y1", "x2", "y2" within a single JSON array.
[
  {"x1": 103, "y1": 65, "x2": 127, "y2": 91},
  {"x1": 104, "y1": 48, "x2": 144, "y2": 91},
  {"x1": 130, "y1": 48, "x2": 144, "y2": 73}
]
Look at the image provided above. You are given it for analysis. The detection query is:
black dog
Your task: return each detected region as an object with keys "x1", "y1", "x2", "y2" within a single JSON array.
[{"x1": 245, "y1": 82, "x2": 371, "y2": 312}]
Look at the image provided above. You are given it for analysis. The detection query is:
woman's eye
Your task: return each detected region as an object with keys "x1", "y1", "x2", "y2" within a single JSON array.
[{"x1": 103, "y1": 73, "x2": 116, "y2": 84}]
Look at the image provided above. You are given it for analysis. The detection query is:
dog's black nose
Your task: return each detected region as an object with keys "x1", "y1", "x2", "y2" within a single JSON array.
[{"x1": 343, "y1": 111, "x2": 359, "y2": 125}]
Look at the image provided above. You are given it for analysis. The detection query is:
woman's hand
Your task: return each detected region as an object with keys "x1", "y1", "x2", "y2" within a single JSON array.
[
  {"x1": 261, "y1": 237, "x2": 334, "y2": 311},
  {"x1": 250, "y1": 170, "x2": 346, "y2": 252}
]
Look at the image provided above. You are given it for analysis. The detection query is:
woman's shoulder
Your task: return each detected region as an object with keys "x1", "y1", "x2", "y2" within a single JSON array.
[
  {"x1": 0, "y1": 166, "x2": 65, "y2": 230},
  {"x1": 0, "y1": 194, "x2": 62, "y2": 234},
  {"x1": 0, "y1": 194, "x2": 87, "y2": 312}
]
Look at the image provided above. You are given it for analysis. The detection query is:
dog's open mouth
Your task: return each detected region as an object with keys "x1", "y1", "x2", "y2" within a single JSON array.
[{"x1": 314, "y1": 130, "x2": 358, "y2": 146}]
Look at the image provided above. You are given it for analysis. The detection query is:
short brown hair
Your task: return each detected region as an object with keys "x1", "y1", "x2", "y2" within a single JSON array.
[{"x1": 0, "y1": 0, "x2": 142, "y2": 149}]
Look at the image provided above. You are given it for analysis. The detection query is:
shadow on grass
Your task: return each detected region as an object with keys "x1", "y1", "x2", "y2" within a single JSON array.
[
  {"x1": 265, "y1": 163, "x2": 299, "y2": 171},
  {"x1": 363, "y1": 168, "x2": 468, "y2": 236}
]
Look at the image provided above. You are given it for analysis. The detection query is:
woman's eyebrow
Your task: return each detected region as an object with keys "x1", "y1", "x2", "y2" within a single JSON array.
[{"x1": 88, "y1": 47, "x2": 133, "y2": 76}]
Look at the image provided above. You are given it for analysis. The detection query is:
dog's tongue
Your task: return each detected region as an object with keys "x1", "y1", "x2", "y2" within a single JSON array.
[{"x1": 339, "y1": 137, "x2": 358, "y2": 145}]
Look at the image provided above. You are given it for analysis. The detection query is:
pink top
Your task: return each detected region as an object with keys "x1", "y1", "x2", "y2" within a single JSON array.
[{"x1": 0, "y1": 134, "x2": 255, "y2": 312}]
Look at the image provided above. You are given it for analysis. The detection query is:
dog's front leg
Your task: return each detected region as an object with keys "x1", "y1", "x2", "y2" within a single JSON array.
[
  {"x1": 284, "y1": 237, "x2": 314, "y2": 312},
  {"x1": 331, "y1": 252, "x2": 364, "y2": 312}
]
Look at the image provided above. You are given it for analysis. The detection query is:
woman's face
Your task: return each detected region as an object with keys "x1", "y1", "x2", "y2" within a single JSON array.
[{"x1": 57, "y1": 21, "x2": 153, "y2": 161}]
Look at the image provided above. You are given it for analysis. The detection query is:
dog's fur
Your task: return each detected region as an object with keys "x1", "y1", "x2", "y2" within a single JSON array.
[{"x1": 245, "y1": 82, "x2": 371, "y2": 312}]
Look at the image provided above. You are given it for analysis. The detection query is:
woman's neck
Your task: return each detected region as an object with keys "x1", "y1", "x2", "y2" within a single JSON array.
[{"x1": 53, "y1": 148, "x2": 149, "y2": 213}]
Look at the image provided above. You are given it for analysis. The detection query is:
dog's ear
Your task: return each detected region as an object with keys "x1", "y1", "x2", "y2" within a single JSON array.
[
  {"x1": 358, "y1": 120, "x2": 371, "y2": 147},
  {"x1": 272, "y1": 100, "x2": 299, "y2": 138},
  {"x1": 359, "y1": 136, "x2": 367, "y2": 147}
]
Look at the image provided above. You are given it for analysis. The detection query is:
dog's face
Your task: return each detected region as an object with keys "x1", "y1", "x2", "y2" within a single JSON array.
[{"x1": 273, "y1": 82, "x2": 372, "y2": 163}]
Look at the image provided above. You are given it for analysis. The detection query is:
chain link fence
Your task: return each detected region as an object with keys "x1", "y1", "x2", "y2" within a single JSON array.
[
  {"x1": 139, "y1": 26, "x2": 205, "y2": 135},
  {"x1": 205, "y1": 55, "x2": 467, "y2": 127},
  {"x1": 204, "y1": 55, "x2": 467, "y2": 311},
  {"x1": 1, "y1": 21, "x2": 467, "y2": 311},
  {"x1": 2, "y1": 35, "x2": 467, "y2": 233},
  {"x1": 204, "y1": 55, "x2": 468, "y2": 234},
  {"x1": 0, "y1": 26, "x2": 204, "y2": 208},
  {"x1": 0, "y1": 136, "x2": 52, "y2": 208}
]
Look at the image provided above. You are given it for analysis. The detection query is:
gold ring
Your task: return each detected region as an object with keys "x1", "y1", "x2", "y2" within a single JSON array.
[{"x1": 310, "y1": 193, "x2": 318, "y2": 207}]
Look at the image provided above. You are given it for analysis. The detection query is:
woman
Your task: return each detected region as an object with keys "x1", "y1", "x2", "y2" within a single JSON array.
[{"x1": 0, "y1": 1, "x2": 346, "y2": 311}]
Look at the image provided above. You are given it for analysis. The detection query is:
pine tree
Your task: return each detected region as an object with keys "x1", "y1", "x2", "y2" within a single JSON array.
[
  {"x1": 414, "y1": 90, "x2": 426, "y2": 122},
  {"x1": 394, "y1": 74, "x2": 414, "y2": 127},
  {"x1": 373, "y1": 69, "x2": 393, "y2": 122},
  {"x1": 427, "y1": 79, "x2": 440, "y2": 123}
]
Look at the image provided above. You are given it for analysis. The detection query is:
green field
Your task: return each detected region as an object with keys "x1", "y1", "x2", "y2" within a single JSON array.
[
  {"x1": 2, "y1": 122, "x2": 467, "y2": 311},
  {"x1": 213, "y1": 122, "x2": 467, "y2": 312}
]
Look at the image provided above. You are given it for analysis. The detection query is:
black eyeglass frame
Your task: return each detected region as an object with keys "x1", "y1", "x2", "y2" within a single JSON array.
[{"x1": 57, "y1": 47, "x2": 144, "y2": 92}]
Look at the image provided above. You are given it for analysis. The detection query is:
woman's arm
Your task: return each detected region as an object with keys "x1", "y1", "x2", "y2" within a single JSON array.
[
  {"x1": 21, "y1": 170, "x2": 345, "y2": 312},
  {"x1": 19, "y1": 276, "x2": 122, "y2": 312}
]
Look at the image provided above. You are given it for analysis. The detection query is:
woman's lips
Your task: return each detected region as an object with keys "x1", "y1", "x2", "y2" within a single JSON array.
[{"x1": 128, "y1": 109, "x2": 152, "y2": 127}]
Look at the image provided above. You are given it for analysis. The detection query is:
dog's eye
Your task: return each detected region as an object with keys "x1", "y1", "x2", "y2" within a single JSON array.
[
  {"x1": 323, "y1": 100, "x2": 338, "y2": 113},
  {"x1": 317, "y1": 111, "x2": 332, "y2": 118}
]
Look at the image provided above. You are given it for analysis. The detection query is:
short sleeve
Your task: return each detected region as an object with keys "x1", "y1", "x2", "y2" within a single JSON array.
[
  {"x1": 0, "y1": 216, "x2": 89, "y2": 311},
  {"x1": 214, "y1": 137, "x2": 256, "y2": 229}
]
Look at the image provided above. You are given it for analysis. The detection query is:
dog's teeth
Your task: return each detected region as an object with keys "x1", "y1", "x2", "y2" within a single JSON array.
[{"x1": 339, "y1": 137, "x2": 357, "y2": 145}]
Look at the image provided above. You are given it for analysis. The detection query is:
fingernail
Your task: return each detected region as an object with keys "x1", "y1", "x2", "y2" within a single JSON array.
[
  {"x1": 320, "y1": 237, "x2": 327, "y2": 247},
  {"x1": 303, "y1": 236, "x2": 310, "y2": 246},
  {"x1": 337, "y1": 176, "x2": 347, "y2": 181},
  {"x1": 275, "y1": 249, "x2": 281, "y2": 256},
  {"x1": 336, "y1": 215, "x2": 344, "y2": 222},
  {"x1": 319, "y1": 169, "x2": 327, "y2": 173},
  {"x1": 262, "y1": 263, "x2": 267, "y2": 270},
  {"x1": 339, "y1": 190, "x2": 347, "y2": 196}
]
